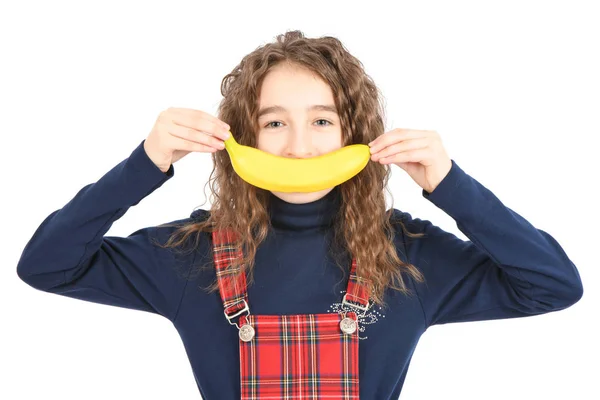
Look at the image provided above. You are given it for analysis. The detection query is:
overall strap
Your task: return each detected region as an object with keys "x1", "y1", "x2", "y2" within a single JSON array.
[
  {"x1": 343, "y1": 257, "x2": 372, "y2": 311},
  {"x1": 211, "y1": 229, "x2": 373, "y2": 319},
  {"x1": 211, "y1": 229, "x2": 249, "y2": 321}
]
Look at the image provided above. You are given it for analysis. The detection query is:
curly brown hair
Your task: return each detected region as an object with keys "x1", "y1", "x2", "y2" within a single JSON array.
[{"x1": 155, "y1": 30, "x2": 425, "y2": 309}]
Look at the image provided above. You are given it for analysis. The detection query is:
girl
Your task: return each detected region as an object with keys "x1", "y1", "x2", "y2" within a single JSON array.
[{"x1": 17, "y1": 30, "x2": 583, "y2": 399}]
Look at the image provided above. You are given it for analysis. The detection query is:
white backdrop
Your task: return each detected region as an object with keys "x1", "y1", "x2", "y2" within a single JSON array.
[{"x1": 2, "y1": 0, "x2": 598, "y2": 399}]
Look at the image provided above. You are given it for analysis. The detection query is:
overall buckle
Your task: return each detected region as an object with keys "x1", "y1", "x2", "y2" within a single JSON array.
[
  {"x1": 342, "y1": 293, "x2": 370, "y2": 312},
  {"x1": 224, "y1": 298, "x2": 250, "y2": 327}
]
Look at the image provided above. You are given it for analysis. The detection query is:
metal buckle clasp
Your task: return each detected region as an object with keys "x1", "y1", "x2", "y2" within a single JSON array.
[
  {"x1": 342, "y1": 293, "x2": 370, "y2": 312},
  {"x1": 224, "y1": 298, "x2": 250, "y2": 327}
]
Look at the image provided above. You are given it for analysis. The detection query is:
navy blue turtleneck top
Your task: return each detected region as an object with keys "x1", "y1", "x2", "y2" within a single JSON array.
[{"x1": 16, "y1": 139, "x2": 583, "y2": 399}]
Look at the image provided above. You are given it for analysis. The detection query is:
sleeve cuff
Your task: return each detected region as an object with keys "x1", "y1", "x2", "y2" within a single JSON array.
[
  {"x1": 127, "y1": 139, "x2": 174, "y2": 180},
  {"x1": 119, "y1": 140, "x2": 175, "y2": 207},
  {"x1": 422, "y1": 159, "x2": 467, "y2": 203}
]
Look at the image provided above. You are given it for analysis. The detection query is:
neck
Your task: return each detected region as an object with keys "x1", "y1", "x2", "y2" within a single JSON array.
[{"x1": 268, "y1": 186, "x2": 341, "y2": 231}]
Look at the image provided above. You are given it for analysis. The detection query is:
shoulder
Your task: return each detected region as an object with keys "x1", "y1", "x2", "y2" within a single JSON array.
[
  {"x1": 387, "y1": 208, "x2": 412, "y2": 257},
  {"x1": 189, "y1": 208, "x2": 210, "y2": 221},
  {"x1": 388, "y1": 208, "x2": 432, "y2": 238},
  {"x1": 150, "y1": 208, "x2": 212, "y2": 250},
  {"x1": 154, "y1": 208, "x2": 211, "y2": 231},
  {"x1": 389, "y1": 208, "x2": 406, "y2": 225},
  {"x1": 388, "y1": 208, "x2": 423, "y2": 234},
  {"x1": 387, "y1": 208, "x2": 434, "y2": 263}
]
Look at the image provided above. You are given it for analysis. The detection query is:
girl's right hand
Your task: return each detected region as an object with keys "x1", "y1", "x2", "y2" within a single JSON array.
[{"x1": 143, "y1": 107, "x2": 231, "y2": 173}]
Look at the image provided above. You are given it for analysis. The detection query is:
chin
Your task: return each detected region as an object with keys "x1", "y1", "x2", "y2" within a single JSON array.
[{"x1": 270, "y1": 187, "x2": 335, "y2": 204}]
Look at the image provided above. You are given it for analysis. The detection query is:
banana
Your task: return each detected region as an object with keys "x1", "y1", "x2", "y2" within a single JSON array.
[{"x1": 222, "y1": 132, "x2": 371, "y2": 193}]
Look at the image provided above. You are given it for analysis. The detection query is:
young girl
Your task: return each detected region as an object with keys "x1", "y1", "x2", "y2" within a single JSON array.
[{"x1": 17, "y1": 30, "x2": 583, "y2": 399}]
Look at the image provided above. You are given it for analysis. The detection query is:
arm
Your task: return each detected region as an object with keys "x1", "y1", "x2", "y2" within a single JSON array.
[
  {"x1": 396, "y1": 160, "x2": 583, "y2": 328},
  {"x1": 16, "y1": 140, "x2": 192, "y2": 322}
]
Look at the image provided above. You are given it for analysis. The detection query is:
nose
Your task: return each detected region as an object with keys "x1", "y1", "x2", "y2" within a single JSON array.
[{"x1": 284, "y1": 126, "x2": 314, "y2": 159}]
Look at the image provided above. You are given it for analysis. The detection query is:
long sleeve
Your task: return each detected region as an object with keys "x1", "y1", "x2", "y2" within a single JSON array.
[
  {"x1": 396, "y1": 159, "x2": 583, "y2": 328},
  {"x1": 16, "y1": 139, "x2": 190, "y2": 322}
]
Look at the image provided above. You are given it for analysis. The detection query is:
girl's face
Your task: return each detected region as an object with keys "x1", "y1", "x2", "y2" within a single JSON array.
[{"x1": 256, "y1": 62, "x2": 343, "y2": 204}]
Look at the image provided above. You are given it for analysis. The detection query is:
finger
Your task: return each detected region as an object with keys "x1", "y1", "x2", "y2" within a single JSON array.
[
  {"x1": 378, "y1": 148, "x2": 429, "y2": 164},
  {"x1": 171, "y1": 135, "x2": 221, "y2": 153},
  {"x1": 170, "y1": 108, "x2": 230, "y2": 140},
  {"x1": 370, "y1": 137, "x2": 429, "y2": 161},
  {"x1": 166, "y1": 121, "x2": 227, "y2": 150},
  {"x1": 369, "y1": 129, "x2": 423, "y2": 150},
  {"x1": 170, "y1": 107, "x2": 230, "y2": 129}
]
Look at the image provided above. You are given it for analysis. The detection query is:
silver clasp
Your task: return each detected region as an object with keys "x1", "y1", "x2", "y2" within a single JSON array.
[
  {"x1": 224, "y1": 298, "x2": 250, "y2": 328},
  {"x1": 342, "y1": 293, "x2": 370, "y2": 312}
]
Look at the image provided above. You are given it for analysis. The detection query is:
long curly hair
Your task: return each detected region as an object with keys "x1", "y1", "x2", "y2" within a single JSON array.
[{"x1": 156, "y1": 30, "x2": 425, "y2": 309}]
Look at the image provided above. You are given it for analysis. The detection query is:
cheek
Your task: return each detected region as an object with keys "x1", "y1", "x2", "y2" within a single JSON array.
[
  {"x1": 256, "y1": 130, "x2": 267, "y2": 149},
  {"x1": 256, "y1": 131, "x2": 281, "y2": 153},
  {"x1": 329, "y1": 128, "x2": 344, "y2": 149},
  {"x1": 320, "y1": 138, "x2": 342, "y2": 155}
]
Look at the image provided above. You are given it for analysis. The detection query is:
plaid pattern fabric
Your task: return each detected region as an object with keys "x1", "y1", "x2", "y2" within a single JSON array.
[
  {"x1": 212, "y1": 228, "x2": 370, "y2": 399},
  {"x1": 238, "y1": 313, "x2": 360, "y2": 399},
  {"x1": 212, "y1": 228, "x2": 249, "y2": 318},
  {"x1": 345, "y1": 258, "x2": 372, "y2": 309}
]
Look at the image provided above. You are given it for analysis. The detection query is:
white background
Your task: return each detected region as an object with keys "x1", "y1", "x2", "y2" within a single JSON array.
[{"x1": 2, "y1": 0, "x2": 598, "y2": 399}]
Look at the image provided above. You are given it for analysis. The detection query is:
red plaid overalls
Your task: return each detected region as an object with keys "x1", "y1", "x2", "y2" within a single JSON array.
[{"x1": 211, "y1": 228, "x2": 372, "y2": 399}]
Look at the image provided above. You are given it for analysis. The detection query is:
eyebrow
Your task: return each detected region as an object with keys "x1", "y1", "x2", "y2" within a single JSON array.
[{"x1": 257, "y1": 104, "x2": 338, "y2": 118}]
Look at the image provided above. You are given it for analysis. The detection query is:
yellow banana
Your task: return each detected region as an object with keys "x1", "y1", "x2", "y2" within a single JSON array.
[{"x1": 222, "y1": 132, "x2": 371, "y2": 193}]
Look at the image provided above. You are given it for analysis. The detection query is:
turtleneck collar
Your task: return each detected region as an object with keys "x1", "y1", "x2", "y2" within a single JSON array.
[{"x1": 268, "y1": 186, "x2": 342, "y2": 231}]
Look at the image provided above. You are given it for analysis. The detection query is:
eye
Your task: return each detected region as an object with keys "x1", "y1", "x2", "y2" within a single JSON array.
[
  {"x1": 263, "y1": 119, "x2": 333, "y2": 129},
  {"x1": 265, "y1": 121, "x2": 283, "y2": 129},
  {"x1": 315, "y1": 119, "x2": 332, "y2": 126}
]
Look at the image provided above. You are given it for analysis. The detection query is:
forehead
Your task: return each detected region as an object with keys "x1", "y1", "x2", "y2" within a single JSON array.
[{"x1": 258, "y1": 63, "x2": 335, "y2": 109}]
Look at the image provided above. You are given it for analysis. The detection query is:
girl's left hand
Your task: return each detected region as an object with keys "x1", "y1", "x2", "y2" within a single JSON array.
[{"x1": 368, "y1": 128, "x2": 453, "y2": 194}]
